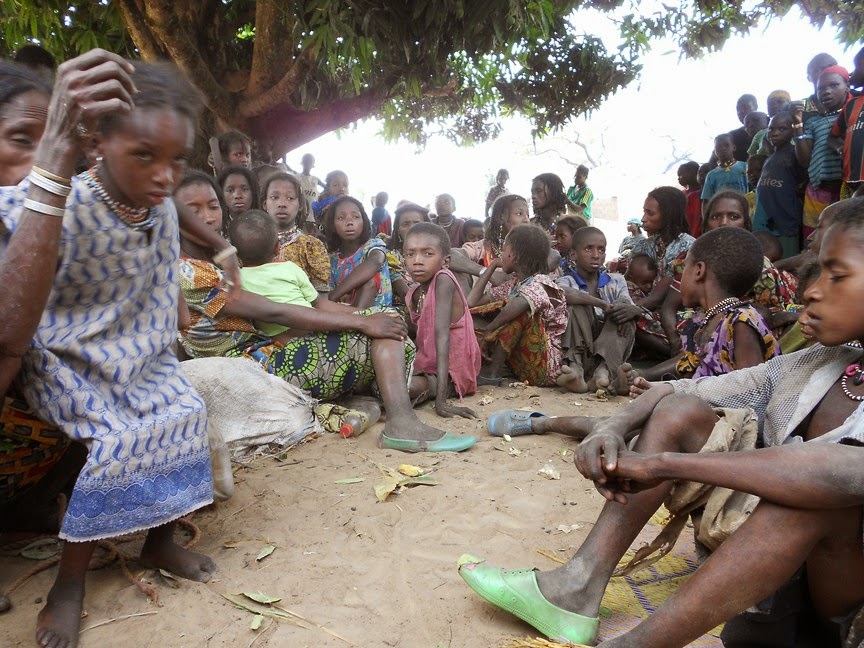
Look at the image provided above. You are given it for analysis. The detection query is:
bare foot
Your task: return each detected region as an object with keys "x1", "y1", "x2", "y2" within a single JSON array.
[
  {"x1": 556, "y1": 364, "x2": 588, "y2": 393},
  {"x1": 383, "y1": 416, "x2": 448, "y2": 442},
  {"x1": 611, "y1": 362, "x2": 635, "y2": 396},
  {"x1": 593, "y1": 364, "x2": 611, "y2": 389},
  {"x1": 139, "y1": 541, "x2": 216, "y2": 582},
  {"x1": 36, "y1": 581, "x2": 85, "y2": 648}
]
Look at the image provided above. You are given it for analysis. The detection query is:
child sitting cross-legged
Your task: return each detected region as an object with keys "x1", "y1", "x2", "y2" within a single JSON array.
[
  {"x1": 632, "y1": 227, "x2": 779, "y2": 392},
  {"x1": 403, "y1": 223, "x2": 481, "y2": 419},
  {"x1": 554, "y1": 227, "x2": 642, "y2": 395},
  {"x1": 467, "y1": 224, "x2": 567, "y2": 387}
]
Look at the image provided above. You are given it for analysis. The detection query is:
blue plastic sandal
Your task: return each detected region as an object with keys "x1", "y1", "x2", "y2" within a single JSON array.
[{"x1": 486, "y1": 409, "x2": 546, "y2": 437}]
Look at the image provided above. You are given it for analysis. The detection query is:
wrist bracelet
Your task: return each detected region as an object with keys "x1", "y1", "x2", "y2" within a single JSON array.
[
  {"x1": 23, "y1": 198, "x2": 66, "y2": 218},
  {"x1": 28, "y1": 170, "x2": 72, "y2": 197},
  {"x1": 213, "y1": 245, "x2": 237, "y2": 264},
  {"x1": 795, "y1": 134, "x2": 808, "y2": 141},
  {"x1": 31, "y1": 166, "x2": 71, "y2": 185}
]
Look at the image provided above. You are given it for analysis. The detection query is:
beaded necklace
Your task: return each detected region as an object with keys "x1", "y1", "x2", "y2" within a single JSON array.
[
  {"x1": 700, "y1": 297, "x2": 745, "y2": 324},
  {"x1": 81, "y1": 166, "x2": 157, "y2": 231}
]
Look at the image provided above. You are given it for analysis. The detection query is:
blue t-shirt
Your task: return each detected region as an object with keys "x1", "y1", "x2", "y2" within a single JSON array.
[
  {"x1": 701, "y1": 162, "x2": 748, "y2": 202},
  {"x1": 753, "y1": 144, "x2": 806, "y2": 237}
]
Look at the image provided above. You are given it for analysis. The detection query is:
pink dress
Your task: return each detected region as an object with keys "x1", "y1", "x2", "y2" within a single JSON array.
[{"x1": 407, "y1": 268, "x2": 481, "y2": 397}]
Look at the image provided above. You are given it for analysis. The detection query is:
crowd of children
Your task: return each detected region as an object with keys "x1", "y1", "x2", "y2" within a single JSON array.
[{"x1": 5, "y1": 42, "x2": 864, "y2": 648}]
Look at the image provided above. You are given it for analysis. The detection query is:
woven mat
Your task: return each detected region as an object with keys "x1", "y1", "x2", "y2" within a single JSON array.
[{"x1": 596, "y1": 510, "x2": 723, "y2": 646}]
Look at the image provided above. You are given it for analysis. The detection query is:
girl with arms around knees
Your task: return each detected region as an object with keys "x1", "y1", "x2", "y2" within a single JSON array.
[
  {"x1": 0, "y1": 53, "x2": 241, "y2": 647},
  {"x1": 261, "y1": 172, "x2": 331, "y2": 293},
  {"x1": 467, "y1": 224, "x2": 567, "y2": 387},
  {"x1": 404, "y1": 223, "x2": 481, "y2": 418},
  {"x1": 326, "y1": 195, "x2": 393, "y2": 309},
  {"x1": 217, "y1": 164, "x2": 258, "y2": 235}
]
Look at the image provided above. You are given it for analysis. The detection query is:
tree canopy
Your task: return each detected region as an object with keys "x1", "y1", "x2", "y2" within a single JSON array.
[{"x1": 1, "y1": 1, "x2": 861, "y2": 163}]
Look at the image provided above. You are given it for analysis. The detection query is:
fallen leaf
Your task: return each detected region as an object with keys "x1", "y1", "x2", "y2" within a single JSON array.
[
  {"x1": 250, "y1": 614, "x2": 264, "y2": 630},
  {"x1": 15, "y1": 538, "x2": 62, "y2": 560},
  {"x1": 397, "y1": 464, "x2": 424, "y2": 477},
  {"x1": 242, "y1": 592, "x2": 282, "y2": 604},
  {"x1": 374, "y1": 475, "x2": 439, "y2": 502},
  {"x1": 256, "y1": 544, "x2": 276, "y2": 561},
  {"x1": 158, "y1": 569, "x2": 181, "y2": 588},
  {"x1": 556, "y1": 523, "x2": 585, "y2": 534},
  {"x1": 477, "y1": 396, "x2": 493, "y2": 405},
  {"x1": 508, "y1": 447, "x2": 522, "y2": 456},
  {"x1": 334, "y1": 477, "x2": 365, "y2": 484}
]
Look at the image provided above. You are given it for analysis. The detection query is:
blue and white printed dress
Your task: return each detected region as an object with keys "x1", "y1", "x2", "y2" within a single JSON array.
[{"x1": 0, "y1": 177, "x2": 213, "y2": 542}]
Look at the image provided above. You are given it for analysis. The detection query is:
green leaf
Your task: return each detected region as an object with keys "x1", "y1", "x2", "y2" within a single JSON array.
[
  {"x1": 256, "y1": 544, "x2": 276, "y2": 561},
  {"x1": 250, "y1": 614, "x2": 264, "y2": 630},
  {"x1": 242, "y1": 591, "x2": 282, "y2": 604},
  {"x1": 335, "y1": 477, "x2": 365, "y2": 484}
]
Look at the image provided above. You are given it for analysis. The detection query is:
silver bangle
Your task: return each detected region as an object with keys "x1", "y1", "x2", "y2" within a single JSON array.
[
  {"x1": 23, "y1": 198, "x2": 65, "y2": 218},
  {"x1": 212, "y1": 245, "x2": 237, "y2": 265},
  {"x1": 28, "y1": 170, "x2": 71, "y2": 197}
]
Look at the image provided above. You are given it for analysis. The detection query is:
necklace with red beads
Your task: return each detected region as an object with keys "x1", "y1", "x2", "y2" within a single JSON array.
[{"x1": 81, "y1": 165, "x2": 157, "y2": 231}]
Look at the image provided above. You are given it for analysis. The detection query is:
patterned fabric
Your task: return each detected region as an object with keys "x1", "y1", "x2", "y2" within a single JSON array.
[
  {"x1": 478, "y1": 274, "x2": 567, "y2": 386},
  {"x1": 632, "y1": 232, "x2": 695, "y2": 279},
  {"x1": 675, "y1": 305, "x2": 779, "y2": 378},
  {"x1": 749, "y1": 257, "x2": 798, "y2": 312},
  {"x1": 832, "y1": 95, "x2": 864, "y2": 184},
  {"x1": 179, "y1": 258, "x2": 266, "y2": 358},
  {"x1": 179, "y1": 259, "x2": 413, "y2": 401},
  {"x1": 1, "y1": 178, "x2": 212, "y2": 542},
  {"x1": 277, "y1": 228, "x2": 332, "y2": 291},
  {"x1": 0, "y1": 395, "x2": 69, "y2": 502},
  {"x1": 669, "y1": 343, "x2": 864, "y2": 446},
  {"x1": 330, "y1": 238, "x2": 393, "y2": 308},
  {"x1": 407, "y1": 268, "x2": 481, "y2": 397},
  {"x1": 245, "y1": 319, "x2": 415, "y2": 401}
]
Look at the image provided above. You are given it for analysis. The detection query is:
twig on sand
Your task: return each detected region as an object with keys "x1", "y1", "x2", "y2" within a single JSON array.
[
  {"x1": 535, "y1": 549, "x2": 566, "y2": 565},
  {"x1": 79, "y1": 611, "x2": 159, "y2": 634},
  {"x1": 247, "y1": 619, "x2": 275, "y2": 647}
]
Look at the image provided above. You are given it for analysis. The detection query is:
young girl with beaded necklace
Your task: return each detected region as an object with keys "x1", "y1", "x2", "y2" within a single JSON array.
[
  {"x1": 0, "y1": 54, "x2": 238, "y2": 648},
  {"x1": 630, "y1": 227, "x2": 779, "y2": 390},
  {"x1": 461, "y1": 194, "x2": 530, "y2": 268}
]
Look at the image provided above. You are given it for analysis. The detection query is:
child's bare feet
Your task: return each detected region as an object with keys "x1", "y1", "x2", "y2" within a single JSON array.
[
  {"x1": 36, "y1": 580, "x2": 85, "y2": 648},
  {"x1": 139, "y1": 540, "x2": 216, "y2": 582},
  {"x1": 593, "y1": 364, "x2": 611, "y2": 389},
  {"x1": 556, "y1": 364, "x2": 589, "y2": 393}
]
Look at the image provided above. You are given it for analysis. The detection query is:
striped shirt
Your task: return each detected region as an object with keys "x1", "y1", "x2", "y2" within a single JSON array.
[{"x1": 802, "y1": 112, "x2": 843, "y2": 187}]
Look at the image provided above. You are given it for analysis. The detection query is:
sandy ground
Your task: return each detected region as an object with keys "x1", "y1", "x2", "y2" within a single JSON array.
[{"x1": 1, "y1": 385, "x2": 633, "y2": 648}]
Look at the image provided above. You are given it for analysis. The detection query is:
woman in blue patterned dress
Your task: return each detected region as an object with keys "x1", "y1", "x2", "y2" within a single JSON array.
[{"x1": 0, "y1": 51, "x2": 241, "y2": 647}]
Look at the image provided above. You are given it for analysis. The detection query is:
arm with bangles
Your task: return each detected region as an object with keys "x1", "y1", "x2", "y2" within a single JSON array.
[
  {"x1": 0, "y1": 50, "x2": 137, "y2": 395},
  {"x1": 328, "y1": 247, "x2": 386, "y2": 304}
]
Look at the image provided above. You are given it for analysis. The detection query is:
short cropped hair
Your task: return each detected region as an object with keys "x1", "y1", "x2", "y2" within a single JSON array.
[
  {"x1": 629, "y1": 253, "x2": 658, "y2": 274},
  {"x1": 218, "y1": 130, "x2": 251, "y2": 156},
  {"x1": 403, "y1": 221, "x2": 451, "y2": 255},
  {"x1": 753, "y1": 230, "x2": 782, "y2": 261},
  {"x1": 823, "y1": 196, "x2": 864, "y2": 240},
  {"x1": 229, "y1": 209, "x2": 278, "y2": 267},
  {"x1": 506, "y1": 224, "x2": 551, "y2": 278},
  {"x1": 572, "y1": 226, "x2": 606, "y2": 249},
  {"x1": 689, "y1": 227, "x2": 763, "y2": 297},
  {"x1": 576, "y1": 164, "x2": 590, "y2": 177}
]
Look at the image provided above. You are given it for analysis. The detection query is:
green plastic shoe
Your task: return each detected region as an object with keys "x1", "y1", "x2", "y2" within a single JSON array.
[
  {"x1": 379, "y1": 431, "x2": 476, "y2": 453},
  {"x1": 457, "y1": 554, "x2": 599, "y2": 646}
]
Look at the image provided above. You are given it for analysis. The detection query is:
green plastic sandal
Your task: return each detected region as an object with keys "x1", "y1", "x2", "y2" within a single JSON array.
[{"x1": 379, "y1": 432, "x2": 476, "y2": 453}]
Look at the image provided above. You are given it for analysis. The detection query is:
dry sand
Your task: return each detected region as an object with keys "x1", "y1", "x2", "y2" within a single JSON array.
[{"x1": 0, "y1": 385, "x2": 654, "y2": 648}]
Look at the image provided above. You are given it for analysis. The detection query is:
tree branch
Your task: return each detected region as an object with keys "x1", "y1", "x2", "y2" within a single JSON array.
[
  {"x1": 115, "y1": 0, "x2": 164, "y2": 61},
  {"x1": 144, "y1": 1, "x2": 236, "y2": 123},
  {"x1": 247, "y1": 0, "x2": 296, "y2": 97},
  {"x1": 240, "y1": 47, "x2": 318, "y2": 118}
]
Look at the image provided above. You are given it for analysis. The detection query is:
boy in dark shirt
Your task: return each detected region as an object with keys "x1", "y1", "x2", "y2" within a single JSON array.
[{"x1": 754, "y1": 112, "x2": 807, "y2": 257}]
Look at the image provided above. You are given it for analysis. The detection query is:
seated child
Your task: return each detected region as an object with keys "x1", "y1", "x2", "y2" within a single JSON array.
[
  {"x1": 554, "y1": 227, "x2": 642, "y2": 395},
  {"x1": 311, "y1": 169, "x2": 349, "y2": 222},
  {"x1": 261, "y1": 172, "x2": 331, "y2": 293},
  {"x1": 779, "y1": 258, "x2": 821, "y2": 354},
  {"x1": 625, "y1": 253, "x2": 658, "y2": 301},
  {"x1": 387, "y1": 203, "x2": 430, "y2": 309},
  {"x1": 217, "y1": 165, "x2": 258, "y2": 235},
  {"x1": 433, "y1": 193, "x2": 465, "y2": 247},
  {"x1": 403, "y1": 223, "x2": 481, "y2": 418},
  {"x1": 467, "y1": 224, "x2": 567, "y2": 387},
  {"x1": 231, "y1": 210, "x2": 318, "y2": 338},
  {"x1": 634, "y1": 227, "x2": 779, "y2": 388},
  {"x1": 462, "y1": 219, "x2": 485, "y2": 243},
  {"x1": 553, "y1": 214, "x2": 589, "y2": 256},
  {"x1": 209, "y1": 129, "x2": 252, "y2": 174},
  {"x1": 325, "y1": 195, "x2": 393, "y2": 309}
]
